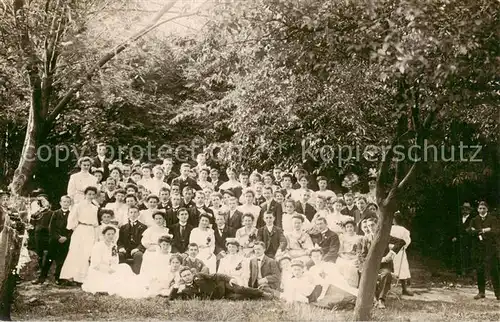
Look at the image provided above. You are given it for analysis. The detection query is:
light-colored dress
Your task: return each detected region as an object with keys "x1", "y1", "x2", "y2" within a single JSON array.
[
  {"x1": 217, "y1": 254, "x2": 249, "y2": 286},
  {"x1": 198, "y1": 180, "x2": 214, "y2": 191},
  {"x1": 104, "y1": 202, "x2": 129, "y2": 227},
  {"x1": 67, "y1": 172, "x2": 97, "y2": 205},
  {"x1": 281, "y1": 274, "x2": 317, "y2": 303},
  {"x1": 82, "y1": 241, "x2": 143, "y2": 298},
  {"x1": 189, "y1": 227, "x2": 216, "y2": 273},
  {"x1": 97, "y1": 224, "x2": 119, "y2": 243},
  {"x1": 390, "y1": 225, "x2": 411, "y2": 279},
  {"x1": 308, "y1": 261, "x2": 358, "y2": 298},
  {"x1": 235, "y1": 226, "x2": 258, "y2": 257},
  {"x1": 285, "y1": 230, "x2": 314, "y2": 263},
  {"x1": 144, "y1": 179, "x2": 170, "y2": 196},
  {"x1": 138, "y1": 208, "x2": 165, "y2": 228},
  {"x1": 60, "y1": 200, "x2": 99, "y2": 283},
  {"x1": 237, "y1": 204, "x2": 261, "y2": 227},
  {"x1": 336, "y1": 233, "x2": 361, "y2": 287},
  {"x1": 281, "y1": 212, "x2": 312, "y2": 234},
  {"x1": 325, "y1": 212, "x2": 353, "y2": 234},
  {"x1": 141, "y1": 226, "x2": 170, "y2": 277}
]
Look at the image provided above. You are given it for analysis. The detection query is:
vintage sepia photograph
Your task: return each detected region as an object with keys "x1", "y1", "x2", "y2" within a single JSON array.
[{"x1": 0, "y1": 0, "x2": 498, "y2": 320}]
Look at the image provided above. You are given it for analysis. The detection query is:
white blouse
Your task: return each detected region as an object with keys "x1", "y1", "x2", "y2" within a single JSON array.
[{"x1": 67, "y1": 200, "x2": 99, "y2": 230}]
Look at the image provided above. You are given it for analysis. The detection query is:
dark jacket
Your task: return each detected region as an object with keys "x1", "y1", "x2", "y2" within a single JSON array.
[
  {"x1": 294, "y1": 201, "x2": 317, "y2": 222},
  {"x1": 358, "y1": 235, "x2": 406, "y2": 271},
  {"x1": 172, "y1": 176, "x2": 201, "y2": 193},
  {"x1": 214, "y1": 226, "x2": 236, "y2": 255},
  {"x1": 257, "y1": 200, "x2": 283, "y2": 228},
  {"x1": 48, "y1": 209, "x2": 72, "y2": 244},
  {"x1": 248, "y1": 255, "x2": 281, "y2": 290},
  {"x1": 311, "y1": 229, "x2": 340, "y2": 262},
  {"x1": 117, "y1": 221, "x2": 148, "y2": 255},
  {"x1": 170, "y1": 223, "x2": 194, "y2": 254},
  {"x1": 256, "y1": 226, "x2": 287, "y2": 258},
  {"x1": 224, "y1": 209, "x2": 243, "y2": 231},
  {"x1": 467, "y1": 214, "x2": 499, "y2": 262},
  {"x1": 169, "y1": 273, "x2": 232, "y2": 300}
]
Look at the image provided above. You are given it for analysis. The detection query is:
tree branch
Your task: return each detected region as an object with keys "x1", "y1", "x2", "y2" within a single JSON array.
[{"x1": 45, "y1": 0, "x2": 182, "y2": 125}]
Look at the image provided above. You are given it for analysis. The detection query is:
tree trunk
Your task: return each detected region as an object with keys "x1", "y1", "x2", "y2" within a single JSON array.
[
  {"x1": 353, "y1": 202, "x2": 397, "y2": 321},
  {"x1": 9, "y1": 100, "x2": 42, "y2": 196}
]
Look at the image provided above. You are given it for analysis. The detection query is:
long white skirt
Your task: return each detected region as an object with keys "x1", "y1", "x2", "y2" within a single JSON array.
[
  {"x1": 393, "y1": 249, "x2": 411, "y2": 279},
  {"x1": 197, "y1": 248, "x2": 216, "y2": 274},
  {"x1": 60, "y1": 225, "x2": 96, "y2": 283},
  {"x1": 82, "y1": 264, "x2": 149, "y2": 298},
  {"x1": 336, "y1": 257, "x2": 359, "y2": 288}
]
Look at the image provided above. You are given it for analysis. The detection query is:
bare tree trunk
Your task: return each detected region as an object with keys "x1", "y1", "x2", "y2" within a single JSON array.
[
  {"x1": 9, "y1": 100, "x2": 41, "y2": 196},
  {"x1": 353, "y1": 202, "x2": 397, "y2": 320}
]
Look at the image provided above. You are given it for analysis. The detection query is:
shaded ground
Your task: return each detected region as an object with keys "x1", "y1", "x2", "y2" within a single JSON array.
[{"x1": 11, "y1": 254, "x2": 500, "y2": 321}]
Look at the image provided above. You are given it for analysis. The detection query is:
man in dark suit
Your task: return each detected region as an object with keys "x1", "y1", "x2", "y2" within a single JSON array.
[
  {"x1": 294, "y1": 189, "x2": 316, "y2": 222},
  {"x1": 37, "y1": 196, "x2": 72, "y2": 284},
  {"x1": 358, "y1": 217, "x2": 407, "y2": 309},
  {"x1": 452, "y1": 202, "x2": 475, "y2": 276},
  {"x1": 224, "y1": 196, "x2": 243, "y2": 230},
  {"x1": 343, "y1": 193, "x2": 358, "y2": 218},
  {"x1": 209, "y1": 168, "x2": 222, "y2": 192},
  {"x1": 257, "y1": 186, "x2": 282, "y2": 228},
  {"x1": 161, "y1": 157, "x2": 178, "y2": 185},
  {"x1": 467, "y1": 201, "x2": 500, "y2": 300},
  {"x1": 117, "y1": 206, "x2": 147, "y2": 274},
  {"x1": 188, "y1": 191, "x2": 214, "y2": 227},
  {"x1": 170, "y1": 208, "x2": 194, "y2": 254},
  {"x1": 92, "y1": 142, "x2": 110, "y2": 179},
  {"x1": 248, "y1": 241, "x2": 281, "y2": 291},
  {"x1": 170, "y1": 267, "x2": 273, "y2": 300},
  {"x1": 171, "y1": 163, "x2": 201, "y2": 192},
  {"x1": 310, "y1": 217, "x2": 340, "y2": 263},
  {"x1": 214, "y1": 214, "x2": 236, "y2": 258},
  {"x1": 355, "y1": 196, "x2": 377, "y2": 233},
  {"x1": 257, "y1": 212, "x2": 287, "y2": 258},
  {"x1": 165, "y1": 194, "x2": 182, "y2": 228}
]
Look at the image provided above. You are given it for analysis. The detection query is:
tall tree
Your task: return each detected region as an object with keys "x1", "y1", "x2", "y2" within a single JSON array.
[
  {"x1": 0, "y1": 0, "x2": 206, "y2": 195},
  {"x1": 178, "y1": 0, "x2": 499, "y2": 319}
]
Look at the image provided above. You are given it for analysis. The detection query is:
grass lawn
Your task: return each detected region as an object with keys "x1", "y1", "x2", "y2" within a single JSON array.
[{"x1": 12, "y1": 255, "x2": 500, "y2": 321}]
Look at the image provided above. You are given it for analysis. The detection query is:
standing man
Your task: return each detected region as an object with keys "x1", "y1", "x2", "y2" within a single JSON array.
[
  {"x1": 117, "y1": 206, "x2": 147, "y2": 274},
  {"x1": 452, "y1": 202, "x2": 475, "y2": 276},
  {"x1": 93, "y1": 143, "x2": 110, "y2": 179},
  {"x1": 467, "y1": 201, "x2": 500, "y2": 300},
  {"x1": 172, "y1": 163, "x2": 201, "y2": 192}
]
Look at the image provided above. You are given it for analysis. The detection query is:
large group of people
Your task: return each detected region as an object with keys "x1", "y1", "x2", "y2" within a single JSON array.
[{"x1": 1, "y1": 143, "x2": 497, "y2": 308}]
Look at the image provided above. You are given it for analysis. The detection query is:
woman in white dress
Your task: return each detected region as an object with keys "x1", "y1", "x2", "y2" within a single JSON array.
[
  {"x1": 60, "y1": 186, "x2": 99, "y2": 285},
  {"x1": 285, "y1": 215, "x2": 314, "y2": 264},
  {"x1": 335, "y1": 220, "x2": 361, "y2": 287},
  {"x1": 104, "y1": 189, "x2": 128, "y2": 226},
  {"x1": 140, "y1": 211, "x2": 170, "y2": 278},
  {"x1": 323, "y1": 199, "x2": 353, "y2": 234},
  {"x1": 235, "y1": 214, "x2": 258, "y2": 258},
  {"x1": 217, "y1": 238, "x2": 250, "y2": 286},
  {"x1": 109, "y1": 167, "x2": 124, "y2": 188},
  {"x1": 219, "y1": 167, "x2": 241, "y2": 192},
  {"x1": 280, "y1": 259, "x2": 317, "y2": 303},
  {"x1": 82, "y1": 226, "x2": 139, "y2": 297},
  {"x1": 197, "y1": 168, "x2": 214, "y2": 191},
  {"x1": 237, "y1": 190, "x2": 261, "y2": 225},
  {"x1": 390, "y1": 211, "x2": 413, "y2": 296},
  {"x1": 147, "y1": 253, "x2": 183, "y2": 297},
  {"x1": 146, "y1": 166, "x2": 170, "y2": 196},
  {"x1": 140, "y1": 235, "x2": 174, "y2": 296},
  {"x1": 189, "y1": 213, "x2": 216, "y2": 273},
  {"x1": 97, "y1": 209, "x2": 119, "y2": 243},
  {"x1": 281, "y1": 200, "x2": 311, "y2": 233},
  {"x1": 67, "y1": 157, "x2": 97, "y2": 205},
  {"x1": 308, "y1": 249, "x2": 358, "y2": 301}
]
